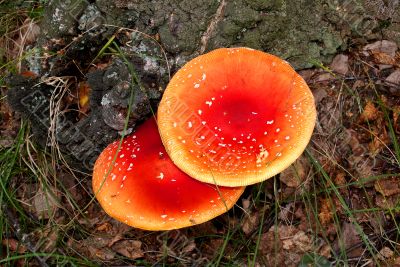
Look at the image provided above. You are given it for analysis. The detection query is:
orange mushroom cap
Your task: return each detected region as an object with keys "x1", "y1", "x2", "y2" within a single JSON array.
[
  {"x1": 157, "y1": 47, "x2": 316, "y2": 187},
  {"x1": 92, "y1": 118, "x2": 244, "y2": 231}
]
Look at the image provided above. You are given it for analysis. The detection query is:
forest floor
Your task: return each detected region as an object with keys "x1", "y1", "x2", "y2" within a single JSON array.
[{"x1": 1, "y1": 1, "x2": 400, "y2": 267}]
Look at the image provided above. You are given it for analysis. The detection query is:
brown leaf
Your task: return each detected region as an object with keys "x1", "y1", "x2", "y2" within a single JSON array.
[
  {"x1": 107, "y1": 234, "x2": 124, "y2": 247},
  {"x1": 363, "y1": 40, "x2": 398, "y2": 58},
  {"x1": 386, "y1": 70, "x2": 400, "y2": 88},
  {"x1": 394, "y1": 256, "x2": 400, "y2": 267},
  {"x1": 259, "y1": 225, "x2": 314, "y2": 267},
  {"x1": 394, "y1": 106, "x2": 400, "y2": 133},
  {"x1": 241, "y1": 198, "x2": 251, "y2": 211},
  {"x1": 111, "y1": 240, "x2": 143, "y2": 260},
  {"x1": 182, "y1": 240, "x2": 197, "y2": 254},
  {"x1": 371, "y1": 51, "x2": 397, "y2": 66},
  {"x1": 334, "y1": 172, "x2": 346, "y2": 187},
  {"x1": 330, "y1": 54, "x2": 349, "y2": 75},
  {"x1": 334, "y1": 222, "x2": 363, "y2": 258},
  {"x1": 88, "y1": 246, "x2": 115, "y2": 260},
  {"x1": 318, "y1": 198, "x2": 333, "y2": 226},
  {"x1": 360, "y1": 101, "x2": 379, "y2": 122},
  {"x1": 33, "y1": 186, "x2": 61, "y2": 219},
  {"x1": 96, "y1": 222, "x2": 112, "y2": 232},
  {"x1": 292, "y1": 231, "x2": 313, "y2": 252},
  {"x1": 374, "y1": 177, "x2": 400, "y2": 196},
  {"x1": 368, "y1": 128, "x2": 390, "y2": 155},
  {"x1": 375, "y1": 194, "x2": 400, "y2": 210},
  {"x1": 241, "y1": 212, "x2": 260, "y2": 235},
  {"x1": 2, "y1": 239, "x2": 27, "y2": 253},
  {"x1": 279, "y1": 155, "x2": 310, "y2": 188},
  {"x1": 377, "y1": 246, "x2": 394, "y2": 261}
]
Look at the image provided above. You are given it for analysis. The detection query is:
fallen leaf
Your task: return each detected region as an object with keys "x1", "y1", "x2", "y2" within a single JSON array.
[
  {"x1": 363, "y1": 40, "x2": 398, "y2": 58},
  {"x1": 278, "y1": 202, "x2": 296, "y2": 223},
  {"x1": 371, "y1": 51, "x2": 397, "y2": 66},
  {"x1": 377, "y1": 246, "x2": 394, "y2": 261},
  {"x1": 333, "y1": 222, "x2": 363, "y2": 258},
  {"x1": 88, "y1": 246, "x2": 115, "y2": 260},
  {"x1": 111, "y1": 240, "x2": 143, "y2": 260},
  {"x1": 242, "y1": 198, "x2": 251, "y2": 211},
  {"x1": 280, "y1": 155, "x2": 310, "y2": 188},
  {"x1": 330, "y1": 54, "x2": 349, "y2": 75},
  {"x1": 259, "y1": 225, "x2": 315, "y2": 267},
  {"x1": 107, "y1": 234, "x2": 124, "y2": 247},
  {"x1": 182, "y1": 240, "x2": 197, "y2": 254},
  {"x1": 292, "y1": 231, "x2": 313, "y2": 252},
  {"x1": 394, "y1": 256, "x2": 400, "y2": 267},
  {"x1": 241, "y1": 212, "x2": 260, "y2": 235},
  {"x1": 360, "y1": 101, "x2": 379, "y2": 122},
  {"x1": 394, "y1": 106, "x2": 400, "y2": 133},
  {"x1": 2, "y1": 239, "x2": 26, "y2": 253},
  {"x1": 375, "y1": 194, "x2": 400, "y2": 210},
  {"x1": 386, "y1": 70, "x2": 400, "y2": 88},
  {"x1": 368, "y1": 127, "x2": 390, "y2": 155},
  {"x1": 96, "y1": 222, "x2": 112, "y2": 232},
  {"x1": 375, "y1": 177, "x2": 400, "y2": 196},
  {"x1": 318, "y1": 198, "x2": 333, "y2": 226},
  {"x1": 298, "y1": 69, "x2": 317, "y2": 82},
  {"x1": 315, "y1": 72, "x2": 334, "y2": 82},
  {"x1": 33, "y1": 186, "x2": 61, "y2": 219},
  {"x1": 334, "y1": 172, "x2": 346, "y2": 187}
]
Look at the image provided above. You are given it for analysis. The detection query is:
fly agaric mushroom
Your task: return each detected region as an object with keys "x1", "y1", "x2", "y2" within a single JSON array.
[
  {"x1": 157, "y1": 47, "x2": 316, "y2": 187},
  {"x1": 92, "y1": 119, "x2": 244, "y2": 231}
]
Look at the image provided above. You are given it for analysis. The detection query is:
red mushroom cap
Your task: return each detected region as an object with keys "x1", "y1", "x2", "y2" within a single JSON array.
[
  {"x1": 157, "y1": 47, "x2": 316, "y2": 187},
  {"x1": 92, "y1": 118, "x2": 244, "y2": 231}
]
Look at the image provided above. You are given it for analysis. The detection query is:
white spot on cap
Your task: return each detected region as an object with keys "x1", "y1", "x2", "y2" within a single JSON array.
[
  {"x1": 205, "y1": 101, "x2": 212, "y2": 107},
  {"x1": 256, "y1": 148, "x2": 269, "y2": 164},
  {"x1": 202, "y1": 73, "x2": 206, "y2": 80},
  {"x1": 157, "y1": 172, "x2": 164, "y2": 180},
  {"x1": 188, "y1": 121, "x2": 193, "y2": 128},
  {"x1": 198, "y1": 109, "x2": 202, "y2": 115},
  {"x1": 173, "y1": 122, "x2": 177, "y2": 127},
  {"x1": 161, "y1": 214, "x2": 167, "y2": 219},
  {"x1": 194, "y1": 83, "x2": 200, "y2": 88},
  {"x1": 285, "y1": 136, "x2": 290, "y2": 140},
  {"x1": 266, "y1": 120, "x2": 274, "y2": 125},
  {"x1": 127, "y1": 163, "x2": 133, "y2": 171},
  {"x1": 276, "y1": 128, "x2": 280, "y2": 132}
]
